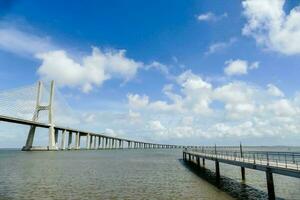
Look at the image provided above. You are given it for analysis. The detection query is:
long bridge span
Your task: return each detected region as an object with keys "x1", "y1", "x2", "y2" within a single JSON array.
[
  {"x1": 0, "y1": 114, "x2": 187, "y2": 150},
  {"x1": 0, "y1": 81, "x2": 189, "y2": 150}
]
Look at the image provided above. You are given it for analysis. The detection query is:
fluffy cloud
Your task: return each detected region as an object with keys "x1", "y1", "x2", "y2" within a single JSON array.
[
  {"x1": 0, "y1": 26, "x2": 55, "y2": 56},
  {"x1": 224, "y1": 59, "x2": 259, "y2": 76},
  {"x1": 267, "y1": 84, "x2": 284, "y2": 97},
  {"x1": 0, "y1": 25, "x2": 143, "y2": 93},
  {"x1": 197, "y1": 12, "x2": 228, "y2": 22},
  {"x1": 242, "y1": 0, "x2": 300, "y2": 55},
  {"x1": 37, "y1": 47, "x2": 143, "y2": 93},
  {"x1": 205, "y1": 38, "x2": 237, "y2": 55},
  {"x1": 126, "y1": 69, "x2": 300, "y2": 141}
]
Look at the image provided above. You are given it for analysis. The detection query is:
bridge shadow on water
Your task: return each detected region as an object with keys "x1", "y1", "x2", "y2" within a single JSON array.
[{"x1": 179, "y1": 159, "x2": 284, "y2": 200}]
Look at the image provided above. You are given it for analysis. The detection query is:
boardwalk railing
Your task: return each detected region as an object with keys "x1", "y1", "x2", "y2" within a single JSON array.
[
  {"x1": 183, "y1": 146, "x2": 300, "y2": 200},
  {"x1": 191, "y1": 148, "x2": 300, "y2": 171}
]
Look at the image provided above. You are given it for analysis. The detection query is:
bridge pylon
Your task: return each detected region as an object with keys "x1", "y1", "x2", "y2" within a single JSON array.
[{"x1": 22, "y1": 81, "x2": 57, "y2": 151}]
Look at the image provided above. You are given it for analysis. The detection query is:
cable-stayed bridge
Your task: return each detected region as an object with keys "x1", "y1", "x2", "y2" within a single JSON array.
[
  {"x1": 0, "y1": 81, "x2": 188, "y2": 150},
  {"x1": 0, "y1": 81, "x2": 300, "y2": 199}
]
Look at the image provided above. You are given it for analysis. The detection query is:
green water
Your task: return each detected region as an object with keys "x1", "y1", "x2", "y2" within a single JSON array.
[{"x1": 0, "y1": 149, "x2": 299, "y2": 199}]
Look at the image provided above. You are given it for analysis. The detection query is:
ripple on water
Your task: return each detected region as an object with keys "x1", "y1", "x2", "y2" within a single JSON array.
[{"x1": 0, "y1": 149, "x2": 299, "y2": 199}]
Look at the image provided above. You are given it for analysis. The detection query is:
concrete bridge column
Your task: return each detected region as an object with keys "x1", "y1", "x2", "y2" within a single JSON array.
[
  {"x1": 98, "y1": 137, "x2": 101, "y2": 149},
  {"x1": 54, "y1": 129, "x2": 59, "y2": 148},
  {"x1": 61, "y1": 130, "x2": 66, "y2": 150},
  {"x1": 107, "y1": 138, "x2": 110, "y2": 149},
  {"x1": 93, "y1": 136, "x2": 97, "y2": 149},
  {"x1": 119, "y1": 140, "x2": 121, "y2": 149},
  {"x1": 86, "y1": 134, "x2": 90, "y2": 149},
  {"x1": 75, "y1": 132, "x2": 79, "y2": 150},
  {"x1": 68, "y1": 131, "x2": 72, "y2": 150},
  {"x1": 78, "y1": 133, "x2": 81, "y2": 149},
  {"x1": 90, "y1": 135, "x2": 93, "y2": 149},
  {"x1": 112, "y1": 138, "x2": 115, "y2": 148},
  {"x1": 104, "y1": 137, "x2": 108, "y2": 149}
]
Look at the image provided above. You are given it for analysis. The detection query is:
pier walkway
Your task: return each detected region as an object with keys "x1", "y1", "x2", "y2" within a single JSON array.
[{"x1": 183, "y1": 147, "x2": 300, "y2": 199}]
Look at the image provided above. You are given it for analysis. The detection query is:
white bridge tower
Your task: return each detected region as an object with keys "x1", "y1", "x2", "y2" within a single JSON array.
[{"x1": 22, "y1": 81, "x2": 57, "y2": 151}]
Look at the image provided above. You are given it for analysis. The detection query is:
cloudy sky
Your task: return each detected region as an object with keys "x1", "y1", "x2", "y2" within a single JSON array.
[{"x1": 1, "y1": 0, "x2": 300, "y2": 147}]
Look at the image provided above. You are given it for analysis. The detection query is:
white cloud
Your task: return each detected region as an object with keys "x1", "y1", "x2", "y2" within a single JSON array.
[
  {"x1": 0, "y1": 26, "x2": 55, "y2": 56},
  {"x1": 37, "y1": 47, "x2": 143, "y2": 93},
  {"x1": 145, "y1": 61, "x2": 170, "y2": 76},
  {"x1": 125, "y1": 68, "x2": 300, "y2": 142},
  {"x1": 267, "y1": 84, "x2": 284, "y2": 97},
  {"x1": 127, "y1": 94, "x2": 149, "y2": 108},
  {"x1": 197, "y1": 12, "x2": 228, "y2": 22},
  {"x1": 224, "y1": 59, "x2": 259, "y2": 76},
  {"x1": 0, "y1": 25, "x2": 143, "y2": 93},
  {"x1": 242, "y1": 0, "x2": 300, "y2": 55},
  {"x1": 205, "y1": 38, "x2": 236, "y2": 55},
  {"x1": 268, "y1": 99, "x2": 298, "y2": 116}
]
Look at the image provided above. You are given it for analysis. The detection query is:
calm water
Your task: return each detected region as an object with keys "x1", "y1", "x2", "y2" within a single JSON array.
[{"x1": 0, "y1": 149, "x2": 299, "y2": 200}]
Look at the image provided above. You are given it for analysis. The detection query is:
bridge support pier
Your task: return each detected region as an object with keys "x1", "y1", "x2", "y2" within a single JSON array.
[
  {"x1": 68, "y1": 131, "x2": 72, "y2": 150},
  {"x1": 22, "y1": 125, "x2": 36, "y2": 151},
  {"x1": 86, "y1": 134, "x2": 89, "y2": 149},
  {"x1": 93, "y1": 136, "x2": 97, "y2": 149},
  {"x1": 266, "y1": 168, "x2": 275, "y2": 200},
  {"x1": 98, "y1": 137, "x2": 101, "y2": 149},
  {"x1": 54, "y1": 129, "x2": 59, "y2": 148},
  {"x1": 75, "y1": 132, "x2": 80, "y2": 150},
  {"x1": 202, "y1": 158, "x2": 205, "y2": 166},
  {"x1": 61, "y1": 130, "x2": 66, "y2": 150}
]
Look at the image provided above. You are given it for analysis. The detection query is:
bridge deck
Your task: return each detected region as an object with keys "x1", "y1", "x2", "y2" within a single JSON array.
[
  {"x1": 0, "y1": 114, "x2": 186, "y2": 149},
  {"x1": 184, "y1": 150, "x2": 300, "y2": 178}
]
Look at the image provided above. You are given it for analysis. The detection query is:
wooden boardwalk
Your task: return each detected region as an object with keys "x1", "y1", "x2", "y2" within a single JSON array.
[{"x1": 183, "y1": 148, "x2": 300, "y2": 200}]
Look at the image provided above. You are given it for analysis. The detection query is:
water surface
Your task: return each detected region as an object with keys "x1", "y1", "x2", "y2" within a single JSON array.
[{"x1": 0, "y1": 149, "x2": 299, "y2": 199}]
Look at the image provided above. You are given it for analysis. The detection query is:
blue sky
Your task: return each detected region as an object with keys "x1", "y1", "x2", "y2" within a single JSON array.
[{"x1": 1, "y1": 0, "x2": 300, "y2": 147}]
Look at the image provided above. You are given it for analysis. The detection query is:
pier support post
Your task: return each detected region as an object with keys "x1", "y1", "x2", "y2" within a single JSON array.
[
  {"x1": 266, "y1": 168, "x2": 275, "y2": 200},
  {"x1": 215, "y1": 161, "x2": 220, "y2": 181},
  {"x1": 202, "y1": 158, "x2": 205, "y2": 166},
  {"x1": 240, "y1": 143, "x2": 246, "y2": 180},
  {"x1": 241, "y1": 167, "x2": 245, "y2": 181},
  {"x1": 196, "y1": 156, "x2": 200, "y2": 166}
]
